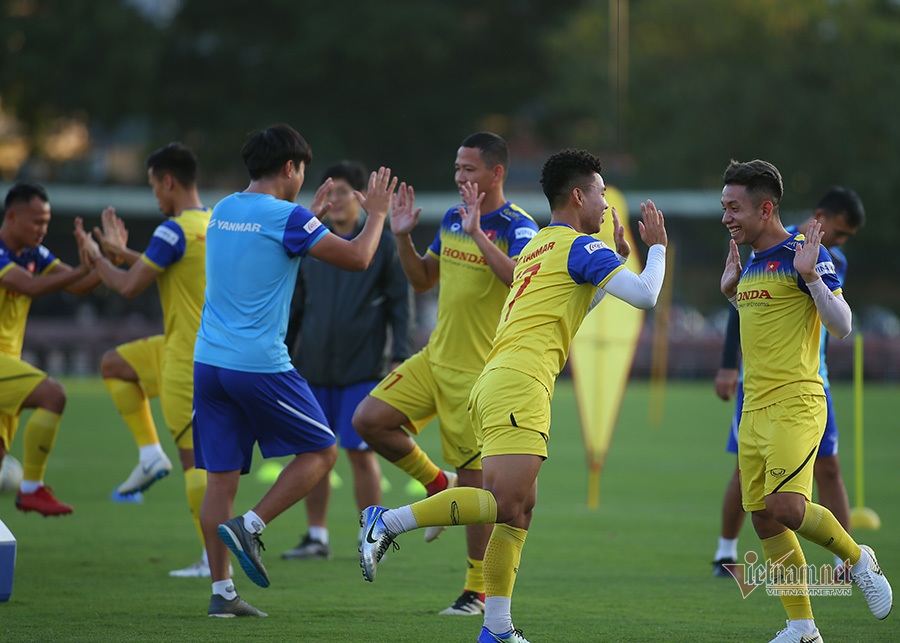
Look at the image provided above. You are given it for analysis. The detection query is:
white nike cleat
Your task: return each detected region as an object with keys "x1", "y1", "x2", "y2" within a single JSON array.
[
  {"x1": 424, "y1": 470, "x2": 458, "y2": 543},
  {"x1": 853, "y1": 545, "x2": 893, "y2": 619},
  {"x1": 359, "y1": 505, "x2": 398, "y2": 582},
  {"x1": 768, "y1": 620, "x2": 823, "y2": 643},
  {"x1": 117, "y1": 453, "x2": 173, "y2": 495}
]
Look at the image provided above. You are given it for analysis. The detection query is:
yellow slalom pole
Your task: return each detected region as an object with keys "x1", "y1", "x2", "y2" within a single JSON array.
[{"x1": 850, "y1": 333, "x2": 881, "y2": 530}]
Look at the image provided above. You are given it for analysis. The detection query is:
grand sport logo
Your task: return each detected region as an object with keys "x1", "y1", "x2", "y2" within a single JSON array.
[{"x1": 737, "y1": 289, "x2": 772, "y2": 301}]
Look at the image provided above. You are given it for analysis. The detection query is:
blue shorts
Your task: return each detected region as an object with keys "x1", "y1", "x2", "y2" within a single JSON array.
[
  {"x1": 309, "y1": 381, "x2": 379, "y2": 451},
  {"x1": 193, "y1": 362, "x2": 336, "y2": 474},
  {"x1": 726, "y1": 383, "x2": 838, "y2": 458}
]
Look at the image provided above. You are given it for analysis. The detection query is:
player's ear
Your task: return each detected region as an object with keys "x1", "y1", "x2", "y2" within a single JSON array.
[
  {"x1": 572, "y1": 187, "x2": 584, "y2": 208},
  {"x1": 492, "y1": 164, "x2": 504, "y2": 186}
]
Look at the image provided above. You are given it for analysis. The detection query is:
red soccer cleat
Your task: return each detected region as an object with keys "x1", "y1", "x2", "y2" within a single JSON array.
[{"x1": 15, "y1": 486, "x2": 73, "y2": 516}]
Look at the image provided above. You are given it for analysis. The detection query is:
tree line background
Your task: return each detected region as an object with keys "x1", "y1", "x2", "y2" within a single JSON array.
[{"x1": 2, "y1": 0, "x2": 899, "y2": 322}]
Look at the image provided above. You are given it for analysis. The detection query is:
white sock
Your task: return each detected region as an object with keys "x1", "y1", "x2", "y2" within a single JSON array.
[
  {"x1": 308, "y1": 526, "x2": 329, "y2": 545},
  {"x1": 715, "y1": 537, "x2": 738, "y2": 561},
  {"x1": 483, "y1": 596, "x2": 513, "y2": 635},
  {"x1": 212, "y1": 580, "x2": 237, "y2": 600},
  {"x1": 243, "y1": 510, "x2": 266, "y2": 534},
  {"x1": 790, "y1": 618, "x2": 817, "y2": 634},
  {"x1": 834, "y1": 553, "x2": 846, "y2": 568},
  {"x1": 139, "y1": 443, "x2": 165, "y2": 464},
  {"x1": 381, "y1": 506, "x2": 417, "y2": 534},
  {"x1": 202, "y1": 548, "x2": 209, "y2": 565},
  {"x1": 19, "y1": 480, "x2": 42, "y2": 494}
]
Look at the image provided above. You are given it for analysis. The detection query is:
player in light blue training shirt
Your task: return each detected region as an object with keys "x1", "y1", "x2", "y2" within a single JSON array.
[{"x1": 193, "y1": 123, "x2": 399, "y2": 618}]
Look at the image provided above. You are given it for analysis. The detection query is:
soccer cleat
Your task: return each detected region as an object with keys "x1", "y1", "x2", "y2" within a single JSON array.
[
  {"x1": 168, "y1": 557, "x2": 233, "y2": 578},
  {"x1": 207, "y1": 593, "x2": 267, "y2": 617},
  {"x1": 424, "y1": 470, "x2": 458, "y2": 543},
  {"x1": 116, "y1": 453, "x2": 173, "y2": 495},
  {"x1": 281, "y1": 533, "x2": 332, "y2": 560},
  {"x1": 218, "y1": 516, "x2": 269, "y2": 588},
  {"x1": 15, "y1": 486, "x2": 73, "y2": 516},
  {"x1": 359, "y1": 505, "x2": 398, "y2": 582},
  {"x1": 477, "y1": 627, "x2": 532, "y2": 642},
  {"x1": 768, "y1": 620, "x2": 823, "y2": 642},
  {"x1": 712, "y1": 556, "x2": 737, "y2": 578},
  {"x1": 852, "y1": 545, "x2": 893, "y2": 619},
  {"x1": 439, "y1": 590, "x2": 485, "y2": 615}
]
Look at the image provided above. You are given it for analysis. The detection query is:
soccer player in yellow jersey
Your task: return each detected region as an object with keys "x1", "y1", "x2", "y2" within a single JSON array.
[
  {"x1": 75, "y1": 143, "x2": 214, "y2": 577},
  {"x1": 353, "y1": 132, "x2": 539, "y2": 615},
  {"x1": 0, "y1": 182, "x2": 98, "y2": 516},
  {"x1": 359, "y1": 149, "x2": 668, "y2": 642},
  {"x1": 719, "y1": 159, "x2": 891, "y2": 643}
]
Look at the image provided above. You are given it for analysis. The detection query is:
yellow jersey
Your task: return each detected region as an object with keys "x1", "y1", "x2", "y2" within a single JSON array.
[
  {"x1": 0, "y1": 240, "x2": 60, "y2": 358},
  {"x1": 737, "y1": 231, "x2": 843, "y2": 410},
  {"x1": 140, "y1": 208, "x2": 211, "y2": 361},
  {"x1": 424, "y1": 202, "x2": 539, "y2": 373},
  {"x1": 484, "y1": 224, "x2": 625, "y2": 396}
]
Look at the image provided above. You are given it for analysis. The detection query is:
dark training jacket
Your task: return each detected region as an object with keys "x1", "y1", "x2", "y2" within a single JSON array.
[{"x1": 286, "y1": 223, "x2": 414, "y2": 387}]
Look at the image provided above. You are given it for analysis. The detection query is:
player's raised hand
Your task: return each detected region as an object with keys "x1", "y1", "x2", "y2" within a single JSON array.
[
  {"x1": 358, "y1": 167, "x2": 398, "y2": 219},
  {"x1": 721, "y1": 239, "x2": 742, "y2": 298},
  {"x1": 794, "y1": 218, "x2": 824, "y2": 282},
  {"x1": 458, "y1": 181, "x2": 486, "y2": 238},
  {"x1": 390, "y1": 182, "x2": 422, "y2": 236},
  {"x1": 93, "y1": 207, "x2": 129, "y2": 262},
  {"x1": 74, "y1": 217, "x2": 102, "y2": 264},
  {"x1": 637, "y1": 200, "x2": 667, "y2": 248},
  {"x1": 611, "y1": 207, "x2": 631, "y2": 261},
  {"x1": 310, "y1": 177, "x2": 333, "y2": 220}
]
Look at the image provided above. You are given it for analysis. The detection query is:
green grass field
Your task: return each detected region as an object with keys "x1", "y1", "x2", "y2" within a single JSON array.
[{"x1": 1, "y1": 378, "x2": 897, "y2": 642}]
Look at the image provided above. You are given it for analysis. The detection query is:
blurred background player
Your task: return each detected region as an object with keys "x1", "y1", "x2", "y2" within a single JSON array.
[
  {"x1": 352, "y1": 132, "x2": 539, "y2": 616},
  {"x1": 192, "y1": 124, "x2": 397, "y2": 617},
  {"x1": 76, "y1": 143, "x2": 213, "y2": 577},
  {"x1": 720, "y1": 160, "x2": 890, "y2": 642},
  {"x1": 281, "y1": 160, "x2": 413, "y2": 560},
  {"x1": 358, "y1": 148, "x2": 668, "y2": 643},
  {"x1": 711, "y1": 187, "x2": 865, "y2": 578},
  {"x1": 0, "y1": 182, "x2": 98, "y2": 515}
]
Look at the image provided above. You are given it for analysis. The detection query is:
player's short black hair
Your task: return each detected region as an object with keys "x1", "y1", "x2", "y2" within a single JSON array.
[
  {"x1": 722, "y1": 159, "x2": 783, "y2": 210},
  {"x1": 540, "y1": 149, "x2": 603, "y2": 210},
  {"x1": 460, "y1": 132, "x2": 509, "y2": 175},
  {"x1": 241, "y1": 123, "x2": 313, "y2": 180},
  {"x1": 146, "y1": 142, "x2": 198, "y2": 187},
  {"x1": 816, "y1": 186, "x2": 866, "y2": 228},
  {"x1": 5, "y1": 181, "x2": 49, "y2": 210},
  {"x1": 321, "y1": 160, "x2": 367, "y2": 192}
]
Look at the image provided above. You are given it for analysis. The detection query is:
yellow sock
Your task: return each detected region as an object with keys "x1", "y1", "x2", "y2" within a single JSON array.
[
  {"x1": 465, "y1": 556, "x2": 485, "y2": 594},
  {"x1": 760, "y1": 530, "x2": 813, "y2": 621},
  {"x1": 184, "y1": 466, "x2": 206, "y2": 546},
  {"x1": 796, "y1": 501, "x2": 862, "y2": 566},
  {"x1": 410, "y1": 487, "x2": 497, "y2": 526},
  {"x1": 22, "y1": 409, "x2": 62, "y2": 482},
  {"x1": 484, "y1": 524, "x2": 527, "y2": 599},
  {"x1": 104, "y1": 378, "x2": 159, "y2": 447},
  {"x1": 393, "y1": 444, "x2": 441, "y2": 486}
]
